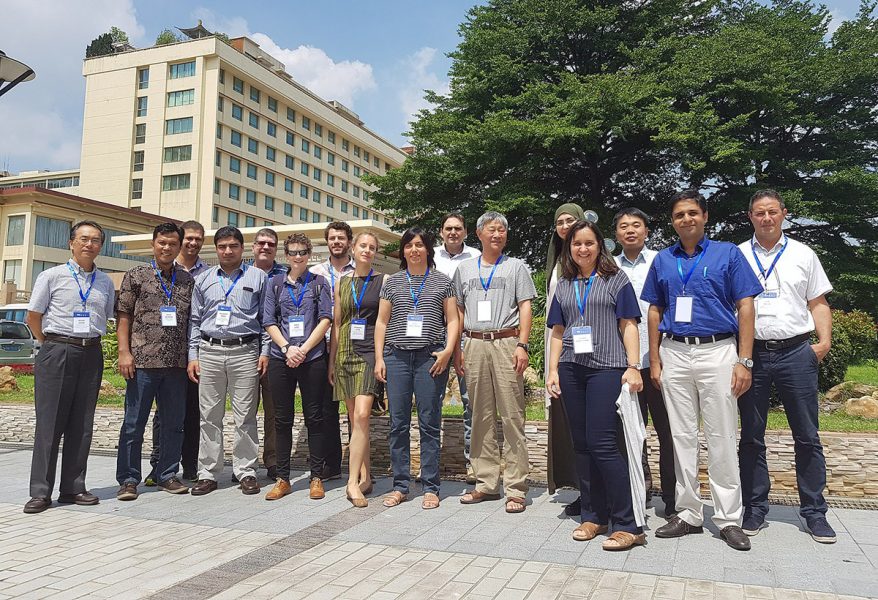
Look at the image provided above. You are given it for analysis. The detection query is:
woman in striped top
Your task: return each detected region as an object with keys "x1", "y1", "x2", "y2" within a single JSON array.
[
  {"x1": 374, "y1": 228, "x2": 459, "y2": 509},
  {"x1": 545, "y1": 220, "x2": 645, "y2": 551}
]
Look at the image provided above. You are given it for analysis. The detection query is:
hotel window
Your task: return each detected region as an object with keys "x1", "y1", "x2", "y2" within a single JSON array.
[
  {"x1": 362, "y1": 209, "x2": 369, "y2": 219},
  {"x1": 266, "y1": 146, "x2": 276, "y2": 162},
  {"x1": 340, "y1": 201, "x2": 348, "y2": 214},
  {"x1": 314, "y1": 123, "x2": 322, "y2": 137},
  {"x1": 250, "y1": 86, "x2": 260, "y2": 103},
  {"x1": 3, "y1": 260, "x2": 22, "y2": 287},
  {"x1": 374, "y1": 156, "x2": 380, "y2": 167},
  {"x1": 300, "y1": 208, "x2": 308, "y2": 221},
  {"x1": 341, "y1": 181, "x2": 349, "y2": 193},
  {"x1": 284, "y1": 178, "x2": 293, "y2": 193},
  {"x1": 229, "y1": 157, "x2": 240, "y2": 173},
  {"x1": 300, "y1": 184, "x2": 308, "y2": 199},
  {"x1": 164, "y1": 145, "x2": 192, "y2": 163},
  {"x1": 326, "y1": 196, "x2": 334, "y2": 208},
  {"x1": 136, "y1": 96, "x2": 148, "y2": 117},
  {"x1": 219, "y1": 69, "x2": 225, "y2": 84},
  {"x1": 354, "y1": 166, "x2": 361, "y2": 177},
  {"x1": 341, "y1": 160, "x2": 349, "y2": 172},
  {"x1": 265, "y1": 196, "x2": 274, "y2": 211},
  {"x1": 268, "y1": 96, "x2": 277, "y2": 112},
  {"x1": 133, "y1": 151, "x2": 144, "y2": 171},
  {"x1": 342, "y1": 139, "x2": 349, "y2": 151},
  {"x1": 162, "y1": 173, "x2": 190, "y2": 191},
  {"x1": 229, "y1": 184, "x2": 240, "y2": 200},
  {"x1": 353, "y1": 185, "x2": 360, "y2": 198},
  {"x1": 165, "y1": 117, "x2": 193, "y2": 135},
  {"x1": 385, "y1": 218, "x2": 390, "y2": 225},
  {"x1": 284, "y1": 202, "x2": 293, "y2": 217},
  {"x1": 265, "y1": 171, "x2": 275, "y2": 186},
  {"x1": 301, "y1": 116, "x2": 310, "y2": 130},
  {"x1": 214, "y1": 178, "x2": 220, "y2": 194},
  {"x1": 312, "y1": 213, "x2": 320, "y2": 223},
  {"x1": 267, "y1": 122, "x2": 276, "y2": 137},
  {"x1": 301, "y1": 163, "x2": 309, "y2": 176},
  {"x1": 231, "y1": 130, "x2": 241, "y2": 146},
  {"x1": 217, "y1": 97, "x2": 224, "y2": 112},
  {"x1": 286, "y1": 131, "x2": 294, "y2": 146},
  {"x1": 216, "y1": 124, "x2": 222, "y2": 139},
  {"x1": 314, "y1": 146, "x2": 322, "y2": 160},
  {"x1": 247, "y1": 163, "x2": 257, "y2": 179},
  {"x1": 313, "y1": 168, "x2": 322, "y2": 182},
  {"x1": 246, "y1": 189, "x2": 256, "y2": 205},
  {"x1": 363, "y1": 190, "x2": 370, "y2": 202},
  {"x1": 169, "y1": 61, "x2": 195, "y2": 79},
  {"x1": 363, "y1": 150, "x2": 370, "y2": 163},
  {"x1": 286, "y1": 107, "x2": 295, "y2": 122},
  {"x1": 327, "y1": 153, "x2": 335, "y2": 166},
  {"x1": 285, "y1": 155, "x2": 294, "y2": 170},
  {"x1": 131, "y1": 179, "x2": 143, "y2": 200},
  {"x1": 327, "y1": 131, "x2": 335, "y2": 144},
  {"x1": 213, "y1": 206, "x2": 219, "y2": 223},
  {"x1": 327, "y1": 174, "x2": 334, "y2": 187},
  {"x1": 135, "y1": 123, "x2": 146, "y2": 144},
  {"x1": 301, "y1": 140, "x2": 310, "y2": 153},
  {"x1": 353, "y1": 145, "x2": 361, "y2": 157},
  {"x1": 313, "y1": 190, "x2": 321, "y2": 204},
  {"x1": 232, "y1": 104, "x2": 242, "y2": 120},
  {"x1": 248, "y1": 138, "x2": 258, "y2": 154},
  {"x1": 228, "y1": 211, "x2": 239, "y2": 226},
  {"x1": 352, "y1": 205, "x2": 360, "y2": 217},
  {"x1": 245, "y1": 215, "x2": 256, "y2": 227},
  {"x1": 233, "y1": 76, "x2": 244, "y2": 93},
  {"x1": 32, "y1": 260, "x2": 62, "y2": 288},
  {"x1": 249, "y1": 112, "x2": 259, "y2": 129},
  {"x1": 167, "y1": 89, "x2": 194, "y2": 107},
  {"x1": 6, "y1": 215, "x2": 25, "y2": 246},
  {"x1": 35, "y1": 216, "x2": 72, "y2": 249},
  {"x1": 138, "y1": 68, "x2": 149, "y2": 89}
]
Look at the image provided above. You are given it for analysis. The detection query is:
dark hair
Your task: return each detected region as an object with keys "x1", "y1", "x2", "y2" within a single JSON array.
[
  {"x1": 668, "y1": 189, "x2": 707, "y2": 214},
  {"x1": 559, "y1": 221, "x2": 618, "y2": 280},
  {"x1": 284, "y1": 232, "x2": 312, "y2": 255},
  {"x1": 749, "y1": 189, "x2": 786, "y2": 211},
  {"x1": 180, "y1": 220, "x2": 205, "y2": 235},
  {"x1": 612, "y1": 207, "x2": 650, "y2": 229},
  {"x1": 324, "y1": 221, "x2": 352, "y2": 241},
  {"x1": 398, "y1": 228, "x2": 436, "y2": 270},
  {"x1": 214, "y1": 226, "x2": 244, "y2": 246},
  {"x1": 440, "y1": 213, "x2": 466, "y2": 229},
  {"x1": 254, "y1": 227, "x2": 278, "y2": 243},
  {"x1": 70, "y1": 220, "x2": 105, "y2": 244},
  {"x1": 152, "y1": 222, "x2": 183, "y2": 242}
]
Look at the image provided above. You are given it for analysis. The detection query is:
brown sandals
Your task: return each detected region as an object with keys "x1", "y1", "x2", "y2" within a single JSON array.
[
  {"x1": 602, "y1": 531, "x2": 647, "y2": 551},
  {"x1": 572, "y1": 522, "x2": 609, "y2": 541},
  {"x1": 382, "y1": 491, "x2": 407, "y2": 507}
]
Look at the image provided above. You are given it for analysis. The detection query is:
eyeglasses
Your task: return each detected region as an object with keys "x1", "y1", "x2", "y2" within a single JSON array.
[
  {"x1": 76, "y1": 237, "x2": 103, "y2": 246},
  {"x1": 555, "y1": 218, "x2": 577, "y2": 228},
  {"x1": 286, "y1": 249, "x2": 310, "y2": 257},
  {"x1": 255, "y1": 240, "x2": 277, "y2": 247}
]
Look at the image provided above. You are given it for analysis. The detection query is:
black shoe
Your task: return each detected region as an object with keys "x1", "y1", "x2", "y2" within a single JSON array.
[
  {"x1": 23, "y1": 497, "x2": 51, "y2": 514},
  {"x1": 266, "y1": 466, "x2": 278, "y2": 480},
  {"x1": 57, "y1": 491, "x2": 99, "y2": 506},
  {"x1": 720, "y1": 525, "x2": 752, "y2": 551},
  {"x1": 663, "y1": 501, "x2": 678, "y2": 518},
  {"x1": 807, "y1": 517, "x2": 837, "y2": 544},
  {"x1": 564, "y1": 496, "x2": 582, "y2": 517},
  {"x1": 182, "y1": 470, "x2": 198, "y2": 482},
  {"x1": 655, "y1": 516, "x2": 703, "y2": 538},
  {"x1": 742, "y1": 515, "x2": 766, "y2": 536},
  {"x1": 231, "y1": 473, "x2": 239, "y2": 483}
]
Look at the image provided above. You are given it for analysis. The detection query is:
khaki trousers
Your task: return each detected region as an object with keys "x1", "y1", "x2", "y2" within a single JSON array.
[{"x1": 464, "y1": 336, "x2": 529, "y2": 497}]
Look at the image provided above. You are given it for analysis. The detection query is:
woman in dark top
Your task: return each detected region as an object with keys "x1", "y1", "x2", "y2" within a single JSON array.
[
  {"x1": 545, "y1": 220, "x2": 645, "y2": 550},
  {"x1": 374, "y1": 228, "x2": 459, "y2": 510}
]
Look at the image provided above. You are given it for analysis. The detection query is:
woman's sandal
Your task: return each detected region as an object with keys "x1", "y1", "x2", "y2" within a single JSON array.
[
  {"x1": 572, "y1": 522, "x2": 609, "y2": 541},
  {"x1": 505, "y1": 497, "x2": 526, "y2": 514},
  {"x1": 346, "y1": 486, "x2": 368, "y2": 508},
  {"x1": 422, "y1": 492, "x2": 440, "y2": 510},
  {"x1": 382, "y1": 491, "x2": 407, "y2": 507},
  {"x1": 602, "y1": 531, "x2": 647, "y2": 551}
]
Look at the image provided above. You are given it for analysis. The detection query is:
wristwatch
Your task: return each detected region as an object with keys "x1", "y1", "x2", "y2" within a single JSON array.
[
  {"x1": 281, "y1": 344, "x2": 291, "y2": 355},
  {"x1": 516, "y1": 342, "x2": 530, "y2": 354},
  {"x1": 627, "y1": 363, "x2": 642, "y2": 370},
  {"x1": 736, "y1": 357, "x2": 754, "y2": 369}
]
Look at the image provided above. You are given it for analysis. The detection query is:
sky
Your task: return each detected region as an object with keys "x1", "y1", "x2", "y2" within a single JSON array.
[{"x1": 0, "y1": 0, "x2": 865, "y2": 174}]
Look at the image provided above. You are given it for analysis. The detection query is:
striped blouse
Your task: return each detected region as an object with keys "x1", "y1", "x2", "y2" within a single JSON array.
[{"x1": 380, "y1": 269, "x2": 455, "y2": 350}]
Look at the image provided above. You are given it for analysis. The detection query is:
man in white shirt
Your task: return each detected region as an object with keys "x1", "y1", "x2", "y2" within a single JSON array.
[
  {"x1": 434, "y1": 213, "x2": 480, "y2": 483},
  {"x1": 737, "y1": 189, "x2": 835, "y2": 544},
  {"x1": 614, "y1": 207, "x2": 676, "y2": 517}
]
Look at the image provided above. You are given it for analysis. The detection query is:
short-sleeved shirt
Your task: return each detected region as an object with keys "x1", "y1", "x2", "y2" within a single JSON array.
[
  {"x1": 433, "y1": 244, "x2": 481, "y2": 279},
  {"x1": 117, "y1": 263, "x2": 194, "y2": 369},
  {"x1": 640, "y1": 237, "x2": 763, "y2": 336},
  {"x1": 547, "y1": 271, "x2": 641, "y2": 369},
  {"x1": 28, "y1": 259, "x2": 116, "y2": 337},
  {"x1": 615, "y1": 248, "x2": 657, "y2": 367},
  {"x1": 738, "y1": 235, "x2": 832, "y2": 340},
  {"x1": 176, "y1": 257, "x2": 210, "y2": 277},
  {"x1": 262, "y1": 271, "x2": 332, "y2": 362},
  {"x1": 453, "y1": 255, "x2": 537, "y2": 331},
  {"x1": 380, "y1": 269, "x2": 455, "y2": 350}
]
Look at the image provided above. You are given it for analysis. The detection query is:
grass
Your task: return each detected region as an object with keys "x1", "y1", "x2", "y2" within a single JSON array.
[{"x1": 846, "y1": 360, "x2": 878, "y2": 387}]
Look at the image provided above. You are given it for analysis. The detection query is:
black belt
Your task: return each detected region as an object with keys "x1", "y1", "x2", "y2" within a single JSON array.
[
  {"x1": 754, "y1": 333, "x2": 811, "y2": 351},
  {"x1": 44, "y1": 334, "x2": 102, "y2": 347},
  {"x1": 665, "y1": 332, "x2": 735, "y2": 345},
  {"x1": 201, "y1": 333, "x2": 259, "y2": 346}
]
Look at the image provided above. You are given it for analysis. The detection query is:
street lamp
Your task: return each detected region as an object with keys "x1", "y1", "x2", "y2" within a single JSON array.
[{"x1": 0, "y1": 51, "x2": 36, "y2": 98}]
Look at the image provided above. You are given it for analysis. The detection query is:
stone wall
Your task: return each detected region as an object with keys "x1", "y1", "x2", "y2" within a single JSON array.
[{"x1": 2, "y1": 404, "x2": 876, "y2": 498}]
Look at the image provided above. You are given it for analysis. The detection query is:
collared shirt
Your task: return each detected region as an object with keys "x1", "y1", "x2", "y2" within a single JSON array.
[
  {"x1": 738, "y1": 234, "x2": 832, "y2": 340},
  {"x1": 28, "y1": 259, "x2": 115, "y2": 337},
  {"x1": 641, "y1": 237, "x2": 763, "y2": 337},
  {"x1": 434, "y1": 243, "x2": 481, "y2": 279},
  {"x1": 117, "y1": 263, "x2": 194, "y2": 368},
  {"x1": 310, "y1": 258, "x2": 355, "y2": 300},
  {"x1": 176, "y1": 257, "x2": 210, "y2": 277},
  {"x1": 248, "y1": 259, "x2": 288, "y2": 278},
  {"x1": 188, "y1": 263, "x2": 269, "y2": 361},
  {"x1": 262, "y1": 271, "x2": 332, "y2": 362},
  {"x1": 615, "y1": 247, "x2": 657, "y2": 367},
  {"x1": 453, "y1": 255, "x2": 536, "y2": 332}
]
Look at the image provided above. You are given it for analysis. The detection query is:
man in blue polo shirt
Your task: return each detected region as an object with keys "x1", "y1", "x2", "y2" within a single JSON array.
[{"x1": 641, "y1": 190, "x2": 763, "y2": 551}]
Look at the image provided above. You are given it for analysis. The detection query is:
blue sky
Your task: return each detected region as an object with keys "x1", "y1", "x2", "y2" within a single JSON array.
[{"x1": 0, "y1": 0, "x2": 865, "y2": 174}]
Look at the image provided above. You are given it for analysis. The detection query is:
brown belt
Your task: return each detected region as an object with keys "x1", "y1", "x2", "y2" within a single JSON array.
[
  {"x1": 464, "y1": 328, "x2": 519, "y2": 341},
  {"x1": 44, "y1": 334, "x2": 102, "y2": 347}
]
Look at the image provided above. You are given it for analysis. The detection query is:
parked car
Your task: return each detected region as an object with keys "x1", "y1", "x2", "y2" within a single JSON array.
[
  {"x1": 0, "y1": 320, "x2": 39, "y2": 366},
  {"x1": 0, "y1": 303, "x2": 29, "y2": 323}
]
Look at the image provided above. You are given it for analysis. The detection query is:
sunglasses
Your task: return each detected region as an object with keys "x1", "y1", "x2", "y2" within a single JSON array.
[{"x1": 287, "y1": 249, "x2": 310, "y2": 257}]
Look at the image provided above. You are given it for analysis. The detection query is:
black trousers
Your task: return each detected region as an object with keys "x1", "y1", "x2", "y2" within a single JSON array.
[
  {"x1": 639, "y1": 368, "x2": 676, "y2": 506},
  {"x1": 29, "y1": 340, "x2": 103, "y2": 499},
  {"x1": 323, "y1": 380, "x2": 342, "y2": 477},
  {"x1": 269, "y1": 356, "x2": 327, "y2": 480},
  {"x1": 150, "y1": 379, "x2": 200, "y2": 475}
]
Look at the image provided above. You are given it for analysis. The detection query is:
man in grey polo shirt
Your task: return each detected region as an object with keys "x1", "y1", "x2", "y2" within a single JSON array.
[{"x1": 24, "y1": 220, "x2": 116, "y2": 514}]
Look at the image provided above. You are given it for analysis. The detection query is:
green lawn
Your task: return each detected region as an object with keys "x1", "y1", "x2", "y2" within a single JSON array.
[{"x1": 846, "y1": 361, "x2": 878, "y2": 386}]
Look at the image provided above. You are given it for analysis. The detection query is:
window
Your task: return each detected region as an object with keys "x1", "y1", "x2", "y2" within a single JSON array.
[
  {"x1": 214, "y1": 178, "x2": 220, "y2": 194},
  {"x1": 353, "y1": 185, "x2": 360, "y2": 198},
  {"x1": 352, "y1": 205, "x2": 360, "y2": 217},
  {"x1": 169, "y1": 61, "x2": 196, "y2": 79},
  {"x1": 363, "y1": 209, "x2": 369, "y2": 219},
  {"x1": 341, "y1": 181, "x2": 349, "y2": 193},
  {"x1": 287, "y1": 107, "x2": 295, "y2": 122},
  {"x1": 133, "y1": 151, "x2": 144, "y2": 171},
  {"x1": 267, "y1": 122, "x2": 276, "y2": 137},
  {"x1": 313, "y1": 190, "x2": 321, "y2": 203},
  {"x1": 35, "y1": 216, "x2": 71, "y2": 249},
  {"x1": 268, "y1": 96, "x2": 277, "y2": 112},
  {"x1": 363, "y1": 150, "x2": 370, "y2": 163},
  {"x1": 132, "y1": 179, "x2": 143, "y2": 200},
  {"x1": 342, "y1": 160, "x2": 349, "y2": 172},
  {"x1": 286, "y1": 131, "x2": 294, "y2": 146},
  {"x1": 216, "y1": 123, "x2": 222, "y2": 139},
  {"x1": 32, "y1": 261, "x2": 61, "y2": 288},
  {"x1": 374, "y1": 156, "x2": 380, "y2": 167},
  {"x1": 314, "y1": 146, "x2": 322, "y2": 159},
  {"x1": 265, "y1": 171, "x2": 275, "y2": 186},
  {"x1": 246, "y1": 189, "x2": 256, "y2": 205},
  {"x1": 340, "y1": 201, "x2": 348, "y2": 214},
  {"x1": 266, "y1": 146, "x2": 276, "y2": 161},
  {"x1": 229, "y1": 157, "x2": 241, "y2": 173},
  {"x1": 231, "y1": 130, "x2": 242, "y2": 146},
  {"x1": 219, "y1": 69, "x2": 225, "y2": 84},
  {"x1": 326, "y1": 196, "x2": 334, "y2": 208},
  {"x1": 300, "y1": 207, "x2": 308, "y2": 221},
  {"x1": 354, "y1": 145, "x2": 361, "y2": 157},
  {"x1": 166, "y1": 117, "x2": 193, "y2": 134},
  {"x1": 314, "y1": 123, "x2": 322, "y2": 137},
  {"x1": 342, "y1": 139, "x2": 349, "y2": 151},
  {"x1": 327, "y1": 174, "x2": 335, "y2": 187},
  {"x1": 285, "y1": 155, "x2": 294, "y2": 170},
  {"x1": 284, "y1": 202, "x2": 293, "y2": 217},
  {"x1": 229, "y1": 184, "x2": 240, "y2": 200},
  {"x1": 213, "y1": 206, "x2": 219, "y2": 223},
  {"x1": 363, "y1": 190, "x2": 370, "y2": 201},
  {"x1": 136, "y1": 96, "x2": 148, "y2": 117},
  {"x1": 312, "y1": 213, "x2": 320, "y2": 223},
  {"x1": 6, "y1": 215, "x2": 25, "y2": 246},
  {"x1": 248, "y1": 137, "x2": 258, "y2": 154},
  {"x1": 328, "y1": 131, "x2": 335, "y2": 144},
  {"x1": 164, "y1": 145, "x2": 192, "y2": 162},
  {"x1": 247, "y1": 163, "x2": 257, "y2": 179},
  {"x1": 3, "y1": 260, "x2": 22, "y2": 287},
  {"x1": 313, "y1": 168, "x2": 322, "y2": 182},
  {"x1": 250, "y1": 86, "x2": 260, "y2": 103},
  {"x1": 354, "y1": 166, "x2": 361, "y2": 177},
  {"x1": 301, "y1": 116, "x2": 310, "y2": 130},
  {"x1": 138, "y1": 68, "x2": 149, "y2": 90},
  {"x1": 162, "y1": 173, "x2": 190, "y2": 191},
  {"x1": 327, "y1": 153, "x2": 335, "y2": 166},
  {"x1": 228, "y1": 211, "x2": 239, "y2": 226},
  {"x1": 167, "y1": 89, "x2": 194, "y2": 107},
  {"x1": 385, "y1": 218, "x2": 390, "y2": 225},
  {"x1": 232, "y1": 104, "x2": 242, "y2": 120},
  {"x1": 135, "y1": 123, "x2": 146, "y2": 144},
  {"x1": 245, "y1": 215, "x2": 256, "y2": 227},
  {"x1": 217, "y1": 97, "x2": 224, "y2": 112},
  {"x1": 301, "y1": 140, "x2": 310, "y2": 153},
  {"x1": 265, "y1": 196, "x2": 274, "y2": 211},
  {"x1": 284, "y1": 178, "x2": 293, "y2": 193},
  {"x1": 249, "y1": 112, "x2": 259, "y2": 128},
  {"x1": 300, "y1": 184, "x2": 309, "y2": 199},
  {"x1": 300, "y1": 163, "x2": 309, "y2": 176},
  {"x1": 233, "y1": 76, "x2": 244, "y2": 93}
]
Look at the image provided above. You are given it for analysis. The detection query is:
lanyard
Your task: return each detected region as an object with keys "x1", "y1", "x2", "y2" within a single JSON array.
[
  {"x1": 573, "y1": 271, "x2": 596, "y2": 318},
  {"x1": 67, "y1": 262, "x2": 96, "y2": 309},
  {"x1": 478, "y1": 255, "x2": 503, "y2": 295},
  {"x1": 751, "y1": 238, "x2": 787, "y2": 282},
  {"x1": 350, "y1": 269, "x2": 373, "y2": 314},
  {"x1": 676, "y1": 239, "x2": 709, "y2": 293},
  {"x1": 405, "y1": 268, "x2": 429, "y2": 311},
  {"x1": 287, "y1": 272, "x2": 311, "y2": 311},
  {"x1": 218, "y1": 265, "x2": 245, "y2": 302},
  {"x1": 152, "y1": 261, "x2": 176, "y2": 304}
]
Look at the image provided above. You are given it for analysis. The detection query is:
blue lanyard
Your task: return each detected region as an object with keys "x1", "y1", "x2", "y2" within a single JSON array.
[
  {"x1": 287, "y1": 272, "x2": 311, "y2": 311},
  {"x1": 751, "y1": 239, "x2": 787, "y2": 282},
  {"x1": 218, "y1": 265, "x2": 245, "y2": 302},
  {"x1": 152, "y1": 261, "x2": 176, "y2": 304},
  {"x1": 67, "y1": 262, "x2": 96, "y2": 309},
  {"x1": 676, "y1": 239, "x2": 710, "y2": 293},
  {"x1": 478, "y1": 255, "x2": 503, "y2": 295},
  {"x1": 405, "y1": 268, "x2": 429, "y2": 311},
  {"x1": 573, "y1": 271, "x2": 596, "y2": 318},
  {"x1": 350, "y1": 269, "x2": 373, "y2": 314}
]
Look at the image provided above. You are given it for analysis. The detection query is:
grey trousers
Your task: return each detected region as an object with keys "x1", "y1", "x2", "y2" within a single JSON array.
[
  {"x1": 197, "y1": 341, "x2": 260, "y2": 481},
  {"x1": 29, "y1": 340, "x2": 103, "y2": 499}
]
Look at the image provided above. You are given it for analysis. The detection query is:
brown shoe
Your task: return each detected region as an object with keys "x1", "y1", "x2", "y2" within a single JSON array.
[
  {"x1": 460, "y1": 489, "x2": 501, "y2": 505},
  {"x1": 23, "y1": 497, "x2": 51, "y2": 514},
  {"x1": 191, "y1": 479, "x2": 218, "y2": 496},
  {"x1": 309, "y1": 477, "x2": 325, "y2": 500},
  {"x1": 240, "y1": 475, "x2": 260, "y2": 495},
  {"x1": 117, "y1": 483, "x2": 138, "y2": 501},
  {"x1": 57, "y1": 491, "x2": 99, "y2": 506},
  {"x1": 265, "y1": 479, "x2": 292, "y2": 500},
  {"x1": 157, "y1": 477, "x2": 189, "y2": 495}
]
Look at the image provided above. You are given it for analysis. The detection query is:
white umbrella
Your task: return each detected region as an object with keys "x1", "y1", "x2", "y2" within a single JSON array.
[{"x1": 616, "y1": 383, "x2": 647, "y2": 527}]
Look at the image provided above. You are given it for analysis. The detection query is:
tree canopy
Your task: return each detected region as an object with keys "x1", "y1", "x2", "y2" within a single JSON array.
[
  {"x1": 84, "y1": 33, "x2": 114, "y2": 58},
  {"x1": 155, "y1": 28, "x2": 182, "y2": 46}
]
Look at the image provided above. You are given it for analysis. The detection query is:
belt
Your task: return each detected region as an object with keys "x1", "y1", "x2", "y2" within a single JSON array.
[
  {"x1": 754, "y1": 333, "x2": 811, "y2": 351},
  {"x1": 665, "y1": 332, "x2": 735, "y2": 345},
  {"x1": 464, "y1": 328, "x2": 519, "y2": 341},
  {"x1": 201, "y1": 333, "x2": 259, "y2": 346},
  {"x1": 44, "y1": 334, "x2": 102, "y2": 347}
]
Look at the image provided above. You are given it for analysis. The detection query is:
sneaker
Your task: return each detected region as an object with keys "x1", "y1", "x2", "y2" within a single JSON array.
[
  {"x1": 742, "y1": 515, "x2": 766, "y2": 536},
  {"x1": 158, "y1": 477, "x2": 189, "y2": 494},
  {"x1": 807, "y1": 517, "x2": 837, "y2": 544},
  {"x1": 117, "y1": 483, "x2": 138, "y2": 501}
]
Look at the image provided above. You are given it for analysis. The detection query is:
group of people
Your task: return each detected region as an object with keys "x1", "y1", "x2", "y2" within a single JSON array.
[{"x1": 23, "y1": 188, "x2": 836, "y2": 555}]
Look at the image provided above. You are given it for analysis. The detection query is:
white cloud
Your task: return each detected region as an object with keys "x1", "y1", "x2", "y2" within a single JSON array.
[
  {"x1": 397, "y1": 47, "x2": 450, "y2": 131},
  {"x1": 826, "y1": 9, "x2": 847, "y2": 36}
]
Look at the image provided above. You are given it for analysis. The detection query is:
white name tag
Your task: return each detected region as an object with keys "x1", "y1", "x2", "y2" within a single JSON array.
[
  {"x1": 160, "y1": 306, "x2": 177, "y2": 327},
  {"x1": 757, "y1": 291, "x2": 779, "y2": 317},
  {"x1": 288, "y1": 315, "x2": 305, "y2": 338},
  {"x1": 477, "y1": 300, "x2": 491, "y2": 322},
  {"x1": 215, "y1": 305, "x2": 232, "y2": 326},
  {"x1": 406, "y1": 315, "x2": 424, "y2": 337},
  {"x1": 72, "y1": 311, "x2": 90, "y2": 334},
  {"x1": 674, "y1": 296, "x2": 693, "y2": 323},
  {"x1": 572, "y1": 326, "x2": 594, "y2": 354},
  {"x1": 351, "y1": 318, "x2": 366, "y2": 340}
]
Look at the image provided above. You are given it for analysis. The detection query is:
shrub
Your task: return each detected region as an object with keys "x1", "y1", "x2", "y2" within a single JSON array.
[
  {"x1": 102, "y1": 320, "x2": 118, "y2": 372},
  {"x1": 817, "y1": 309, "x2": 878, "y2": 391},
  {"x1": 529, "y1": 314, "x2": 546, "y2": 376}
]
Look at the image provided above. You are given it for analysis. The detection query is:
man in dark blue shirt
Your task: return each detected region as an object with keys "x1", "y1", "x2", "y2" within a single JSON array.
[{"x1": 641, "y1": 190, "x2": 763, "y2": 551}]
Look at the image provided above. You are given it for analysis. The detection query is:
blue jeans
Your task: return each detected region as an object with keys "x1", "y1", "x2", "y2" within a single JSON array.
[
  {"x1": 116, "y1": 367, "x2": 188, "y2": 485},
  {"x1": 385, "y1": 345, "x2": 449, "y2": 495},
  {"x1": 738, "y1": 341, "x2": 827, "y2": 521}
]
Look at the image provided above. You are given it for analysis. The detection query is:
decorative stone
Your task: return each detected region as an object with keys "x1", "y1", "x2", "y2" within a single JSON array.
[
  {"x1": 99, "y1": 380, "x2": 120, "y2": 397},
  {"x1": 0, "y1": 366, "x2": 18, "y2": 392},
  {"x1": 825, "y1": 382, "x2": 878, "y2": 404},
  {"x1": 844, "y1": 396, "x2": 878, "y2": 420}
]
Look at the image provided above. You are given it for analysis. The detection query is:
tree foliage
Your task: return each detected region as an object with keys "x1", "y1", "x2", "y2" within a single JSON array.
[
  {"x1": 85, "y1": 33, "x2": 114, "y2": 58},
  {"x1": 109, "y1": 26, "x2": 129, "y2": 45},
  {"x1": 155, "y1": 28, "x2": 182, "y2": 46}
]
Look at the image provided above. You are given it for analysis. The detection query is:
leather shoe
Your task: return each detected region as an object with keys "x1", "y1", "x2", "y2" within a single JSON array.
[
  {"x1": 720, "y1": 525, "x2": 752, "y2": 551},
  {"x1": 240, "y1": 475, "x2": 260, "y2": 495},
  {"x1": 265, "y1": 479, "x2": 292, "y2": 501},
  {"x1": 309, "y1": 477, "x2": 325, "y2": 500},
  {"x1": 191, "y1": 479, "x2": 218, "y2": 496},
  {"x1": 57, "y1": 491, "x2": 99, "y2": 506},
  {"x1": 564, "y1": 496, "x2": 582, "y2": 517},
  {"x1": 23, "y1": 497, "x2": 51, "y2": 514},
  {"x1": 655, "y1": 516, "x2": 703, "y2": 538}
]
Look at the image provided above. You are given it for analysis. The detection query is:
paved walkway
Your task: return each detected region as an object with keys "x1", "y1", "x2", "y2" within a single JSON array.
[{"x1": 0, "y1": 446, "x2": 876, "y2": 599}]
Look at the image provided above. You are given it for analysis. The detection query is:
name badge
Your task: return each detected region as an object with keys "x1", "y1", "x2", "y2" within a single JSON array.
[
  {"x1": 288, "y1": 315, "x2": 305, "y2": 338},
  {"x1": 477, "y1": 300, "x2": 492, "y2": 322},
  {"x1": 72, "y1": 311, "x2": 90, "y2": 334},
  {"x1": 160, "y1": 306, "x2": 177, "y2": 327},
  {"x1": 572, "y1": 326, "x2": 594, "y2": 354},
  {"x1": 351, "y1": 318, "x2": 366, "y2": 340},
  {"x1": 674, "y1": 296, "x2": 693, "y2": 323},
  {"x1": 757, "y1": 291, "x2": 779, "y2": 317},
  {"x1": 216, "y1": 305, "x2": 232, "y2": 326},
  {"x1": 406, "y1": 315, "x2": 424, "y2": 337}
]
